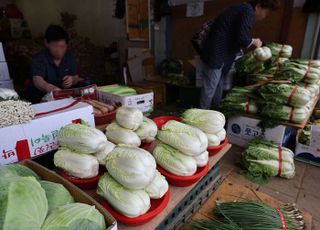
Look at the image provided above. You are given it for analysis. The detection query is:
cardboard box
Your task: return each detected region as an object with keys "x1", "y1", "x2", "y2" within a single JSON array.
[
  {"x1": 20, "y1": 160, "x2": 117, "y2": 230},
  {"x1": 0, "y1": 79, "x2": 13, "y2": 89},
  {"x1": 295, "y1": 125, "x2": 320, "y2": 167},
  {"x1": 0, "y1": 42, "x2": 5, "y2": 62},
  {"x1": 97, "y1": 85, "x2": 154, "y2": 113},
  {"x1": 227, "y1": 116, "x2": 292, "y2": 147},
  {"x1": 0, "y1": 62, "x2": 10, "y2": 81},
  {"x1": 0, "y1": 99, "x2": 95, "y2": 165}
]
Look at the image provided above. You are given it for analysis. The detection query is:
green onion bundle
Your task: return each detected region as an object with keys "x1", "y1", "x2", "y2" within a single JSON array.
[
  {"x1": 258, "y1": 83, "x2": 312, "y2": 108},
  {"x1": 191, "y1": 201, "x2": 304, "y2": 230}
]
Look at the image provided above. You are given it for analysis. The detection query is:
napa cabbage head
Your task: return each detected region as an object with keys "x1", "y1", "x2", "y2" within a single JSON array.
[
  {"x1": 0, "y1": 164, "x2": 40, "y2": 179},
  {"x1": 105, "y1": 145, "x2": 156, "y2": 189},
  {"x1": 153, "y1": 143, "x2": 197, "y2": 176},
  {"x1": 135, "y1": 117, "x2": 158, "y2": 143},
  {"x1": 97, "y1": 173, "x2": 150, "y2": 218},
  {"x1": 116, "y1": 106, "x2": 143, "y2": 130},
  {"x1": 0, "y1": 176, "x2": 48, "y2": 230},
  {"x1": 106, "y1": 122, "x2": 141, "y2": 147},
  {"x1": 94, "y1": 141, "x2": 116, "y2": 165},
  {"x1": 40, "y1": 180, "x2": 74, "y2": 214},
  {"x1": 58, "y1": 123, "x2": 108, "y2": 154},
  {"x1": 42, "y1": 203, "x2": 106, "y2": 230},
  {"x1": 193, "y1": 151, "x2": 209, "y2": 167},
  {"x1": 157, "y1": 120, "x2": 208, "y2": 156},
  {"x1": 181, "y1": 109, "x2": 225, "y2": 134},
  {"x1": 145, "y1": 170, "x2": 169, "y2": 199},
  {"x1": 206, "y1": 133, "x2": 220, "y2": 146}
]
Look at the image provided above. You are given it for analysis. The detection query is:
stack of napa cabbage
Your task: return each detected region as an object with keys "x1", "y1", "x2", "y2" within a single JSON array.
[
  {"x1": 105, "y1": 106, "x2": 158, "y2": 146},
  {"x1": 97, "y1": 145, "x2": 169, "y2": 218},
  {"x1": 153, "y1": 119, "x2": 210, "y2": 176},
  {"x1": 0, "y1": 164, "x2": 106, "y2": 230},
  {"x1": 182, "y1": 109, "x2": 226, "y2": 147},
  {"x1": 54, "y1": 123, "x2": 116, "y2": 178}
]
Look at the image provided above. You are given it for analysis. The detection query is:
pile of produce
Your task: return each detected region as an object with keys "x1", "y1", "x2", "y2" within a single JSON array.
[
  {"x1": 82, "y1": 99, "x2": 116, "y2": 116},
  {"x1": 192, "y1": 201, "x2": 304, "y2": 230},
  {"x1": 241, "y1": 139, "x2": 295, "y2": 184},
  {"x1": 298, "y1": 119, "x2": 320, "y2": 146},
  {"x1": 181, "y1": 108, "x2": 226, "y2": 146},
  {"x1": 223, "y1": 43, "x2": 320, "y2": 128},
  {"x1": 0, "y1": 88, "x2": 34, "y2": 128},
  {"x1": 54, "y1": 122, "x2": 116, "y2": 177},
  {"x1": 159, "y1": 58, "x2": 189, "y2": 85},
  {"x1": 153, "y1": 119, "x2": 209, "y2": 175},
  {"x1": 97, "y1": 145, "x2": 169, "y2": 218},
  {"x1": 98, "y1": 85, "x2": 137, "y2": 96},
  {"x1": 106, "y1": 106, "x2": 158, "y2": 146},
  {"x1": 0, "y1": 164, "x2": 106, "y2": 229}
]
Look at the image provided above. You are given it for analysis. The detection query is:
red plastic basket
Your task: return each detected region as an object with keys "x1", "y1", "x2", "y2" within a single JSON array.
[
  {"x1": 99, "y1": 190, "x2": 170, "y2": 226},
  {"x1": 152, "y1": 116, "x2": 182, "y2": 129},
  {"x1": 157, "y1": 163, "x2": 209, "y2": 187},
  {"x1": 207, "y1": 138, "x2": 229, "y2": 156},
  {"x1": 94, "y1": 110, "x2": 116, "y2": 126},
  {"x1": 58, "y1": 167, "x2": 106, "y2": 189},
  {"x1": 140, "y1": 142, "x2": 151, "y2": 150}
]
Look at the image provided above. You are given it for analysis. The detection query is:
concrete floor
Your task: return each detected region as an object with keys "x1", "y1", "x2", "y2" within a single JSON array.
[{"x1": 220, "y1": 146, "x2": 320, "y2": 230}]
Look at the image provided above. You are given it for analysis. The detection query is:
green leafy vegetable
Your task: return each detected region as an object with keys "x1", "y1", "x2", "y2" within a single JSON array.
[
  {"x1": 40, "y1": 180, "x2": 74, "y2": 214},
  {"x1": 0, "y1": 164, "x2": 40, "y2": 179}
]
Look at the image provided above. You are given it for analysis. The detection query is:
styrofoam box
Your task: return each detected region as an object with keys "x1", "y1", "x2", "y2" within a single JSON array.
[
  {"x1": 97, "y1": 85, "x2": 154, "y2": 113},
  {"x1": 0, "y1": 98, "x2": 95, "y2": 165},
  {"x1": 227, "y1": 116, "x2": 288, "y2": 147},
  {"x1": 0, "y1": 62, "x2": 10, "y2": 81},
  {"x1": 295, "y1": 125, "x2": 320, "y2": 166},
  {"x1": 0, "y1": 79, "x2": 13, "y2": 89},
  {"x1": 0, "y1": 42, "x2": 5, "y2": 62}
]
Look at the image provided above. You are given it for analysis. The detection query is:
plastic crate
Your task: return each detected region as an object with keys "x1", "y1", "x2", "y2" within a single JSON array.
[{"x1": 156, "y1": 162, "x2": 223, "y2": 230}]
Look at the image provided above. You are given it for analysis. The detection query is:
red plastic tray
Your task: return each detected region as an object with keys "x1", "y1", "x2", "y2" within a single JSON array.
[
  {"x1": 99, "y1": 190, "x2": 170, "y2": 226},
  {"x1": 58, "y1": 167, "x2": 106, "y2": 189},
  {"x1": 94, "y1": 110, "x2": 116, "y2": 126},
  {"x1": 157, "y1": 163, "x2": 209, "y2": 187},
  {"x1": 207, "y1": 138, "x2": 228, "y2": 156},
  {"x1": 140, "y1": 143, "x2": 151, "y2": 150},
  {"x1": 152, "y1": 116, "x2": 182, "y2": 129}
]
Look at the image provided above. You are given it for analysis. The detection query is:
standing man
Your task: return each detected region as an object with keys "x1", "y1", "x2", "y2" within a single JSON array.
[
  {"x1": 27, "y1": 25, "x2": 83, "y2": 103},
  {"x1": 197, "y1": 0, "x2": 280, "y2": 109}
]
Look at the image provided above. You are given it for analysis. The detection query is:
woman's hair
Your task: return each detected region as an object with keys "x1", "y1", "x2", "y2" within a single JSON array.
[{"x1": 248, "y1": 0, "x2": 280, "y2": 10}]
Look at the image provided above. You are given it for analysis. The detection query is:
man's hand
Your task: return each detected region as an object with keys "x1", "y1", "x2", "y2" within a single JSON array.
[
  {"x1": 252, "y1": 38, "x2": 263, "y2": 48},
  {"x1": 62, "y1": 75, "x2": 73, "y2": 89}
]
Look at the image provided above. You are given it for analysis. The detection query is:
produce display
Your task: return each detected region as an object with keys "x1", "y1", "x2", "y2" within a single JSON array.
[
  {"x1": 0, "y1": 99, "x2": 34, "y2": 128},
  {"x1": 241, "y1": 139, "x2": 295, "y2": 184},
  {"x1": 192, "y1": 201, "x2": 304, "y2": 230},
  {"x1": 97, "y1": 145, "x2": 169, "y2": 218},
  {"x1": 83, "y1": 99, "x2": 116, "y2": 115},
  {"x1": 0, "y1": 164, "x2": 106, "y2": 230},
  {"x1": 55, "y1": 123, "x2": 115, "y2": 178},
  {"x1": 106, "y1": 106, "x2": 158, "y2": 145},
  {"x1": 298, "y1": 119, "x2": 320, "y2": 145},
  {"x1": 181, "y1": 108, "x2": 226, "y2": 146},
  {"x1": 98, "y1": 85, "x2": 137, "y2": 96}
]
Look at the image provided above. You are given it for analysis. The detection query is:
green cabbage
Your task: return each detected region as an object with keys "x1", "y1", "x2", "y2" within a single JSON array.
[
  {"x1": 105, "y1": 146, "x2": 156, "y2": 189},
  {"x1": 58, "y1": 123, "x2": 108, "y2": 154},
  {"x1": 106, "y1": 122, "x2": 141, "y2": 146},
  {"x1": 40, "y1": 181, "x2": 74, "y2": 214},
  {"x1": 0, "y1": 176, "x2": 48, "y2": 230},
  {"x1": 181, "y1": 109, "x2": 225, "y2": 134},
  {"x1": 97, "y1": 173, "x2": 150, "y2": 218},
  {"x1": 0, "y1": 164, "x2": 40, "y2": 179},
  {"x1": 157, "y1": 120, "x2": 208, "y2": 156},
  {"x1": 116, "y1": 106, "x2": 143, "y2": 130},
  {"x1": 42, "y1": 203, "x2": 105, "y2": 230},
  {"x1": 135, "y1": 117, "x2": 158, "y2": 143},
  {"x1": 153, "y1": 143, "x2": 197, "y2": 176}
]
